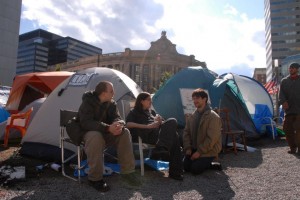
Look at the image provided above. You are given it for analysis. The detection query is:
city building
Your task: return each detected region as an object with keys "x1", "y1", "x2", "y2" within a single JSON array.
[
  {"x1": 17, "y1": 29, "x2": 102, "y2": 75},
  {"x1": 0, "y1": 0, "x2": 22, "y2": 86},
  {"x1": 253, "y1": 68, "x2": 267, "y2": 85},
  {"x1": 48, "y1": 31, "x2": 206, "y2": 92},
  {"x1": 264, "y1": 0, "x2": 300, "y2": 82},
  {"x1": 281, "y1": 53, "x2": 300, "y2": 77}
]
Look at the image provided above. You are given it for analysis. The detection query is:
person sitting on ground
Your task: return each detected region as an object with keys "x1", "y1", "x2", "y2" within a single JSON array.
[
  {"x1": 78, "y1": 81, "x2": 141, "y2": 192},
  {"x1": 183, "y1": 88, "x2": 222, "y2": 175},
  {"x1": 126, "y1": 92, "x2": 184, "y2": 180}
]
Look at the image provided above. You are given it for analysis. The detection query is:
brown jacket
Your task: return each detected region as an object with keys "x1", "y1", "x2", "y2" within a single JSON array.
[{"x1": 183, "y1": 107, "x2": 222, "y2": 157}]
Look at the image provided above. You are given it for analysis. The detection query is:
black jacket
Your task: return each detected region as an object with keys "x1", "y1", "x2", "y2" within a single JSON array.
[{"x1": 78, "y1": 91, "x2": 124, "y2": 134}]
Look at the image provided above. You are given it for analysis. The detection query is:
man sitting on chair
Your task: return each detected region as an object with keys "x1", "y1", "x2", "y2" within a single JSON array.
[
  {"x1": 78, "y1": 81, "x2": 141, "y2": 192},
  {"x1": 183, "y1": 88, "x2": 222, "y2": 174}
]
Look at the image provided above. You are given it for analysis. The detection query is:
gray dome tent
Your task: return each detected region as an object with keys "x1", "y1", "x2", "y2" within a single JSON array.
[{"x1": 20, "y1": 67, "x2": 142, "y2": 161}]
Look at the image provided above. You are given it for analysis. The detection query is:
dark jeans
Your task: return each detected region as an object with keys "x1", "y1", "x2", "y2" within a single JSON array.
[
  {"x1": 183, "y1": 149, "x2": 214, "y2": 174},
  {"x1": 135, "y1": 118, "x2": 183, "y2": 175},
  {"x1": 283, "y1": 114, "x2": 300, "y2": 151}
]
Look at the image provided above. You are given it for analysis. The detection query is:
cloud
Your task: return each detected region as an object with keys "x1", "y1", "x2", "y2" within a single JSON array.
[
  {"x1": 21, "y1": 0, "x2": 265, "y2": 77},
  {"x1": 153, "y1": 1, "x2": 266, "y2": 77},
  {"x1": 22, "y1": 0, "x2": 164, "y2": 52}
]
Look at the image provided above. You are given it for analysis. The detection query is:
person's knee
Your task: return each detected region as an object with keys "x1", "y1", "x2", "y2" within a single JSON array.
[
  {"x1": 120, "y1": 128, "x2": 132, "y2": 141},
  {"x1": 84, "y1": 131, "x2": 104, "y2": 146},
  {"x1": 165, "y1": 118, "x2": 177, "y2": 126}
]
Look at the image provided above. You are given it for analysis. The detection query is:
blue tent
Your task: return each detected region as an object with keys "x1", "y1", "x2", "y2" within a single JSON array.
[
  {"x1": 210, "y1": 74, "x2": 273, "y2": 138},
  {"x1": 152, "y1": 66, "x2": 216, "y2": 127},
  {"x1": 153, "y1": 67, "x2": 274, "y2": 139}
]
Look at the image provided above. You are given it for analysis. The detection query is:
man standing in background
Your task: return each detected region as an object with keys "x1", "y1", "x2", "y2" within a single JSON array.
[{"x1": 279, "y1": 63, "x2": 300, "y2": 155}]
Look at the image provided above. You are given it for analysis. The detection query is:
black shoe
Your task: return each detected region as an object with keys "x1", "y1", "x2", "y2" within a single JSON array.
[
  {"x1": 150, "y1": 146, "x2": 170, "y2": 161},
  {"x1": 169, "y1": 173, "x2": 183, "y2": 181},
  {"x1": 88, "y1": 179, "x2": 110, "y2": 192},
  {"x1": 210, "y1": 162, "x2": 223, "y2": 171},
  {"x1": 288, "y1": 150, "x2": 296, "y2": 154}
]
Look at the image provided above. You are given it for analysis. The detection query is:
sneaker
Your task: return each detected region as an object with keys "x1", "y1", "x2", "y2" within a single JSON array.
[
  {"x1": 210, "y1": 162, "x2": 223, "y2": 171},
  {"x1": 121, "y1": 172, "x2": 142, "y2": 188},
  {"x1": 88, "y1": 179, "x2": 110, "y2": 192},
  {"x1": 169, "y1": 173, "x2": 183, "y2": 181}
]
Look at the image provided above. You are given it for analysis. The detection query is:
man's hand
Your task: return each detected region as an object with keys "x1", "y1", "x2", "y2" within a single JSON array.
[
  {"x1": 282, "y1": 101, "x2": 289, "y2": 110},
  {"x1": 108, "y1": 121, "x2": 124, "y2": 136},
  {"x1": 191, "y1": 151, "x2": 200, "y2": 160}
]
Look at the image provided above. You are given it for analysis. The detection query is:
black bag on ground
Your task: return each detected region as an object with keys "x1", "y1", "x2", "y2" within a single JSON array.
[{"x1": 65, "y1": 117, "x2": 84, "y2": 146}]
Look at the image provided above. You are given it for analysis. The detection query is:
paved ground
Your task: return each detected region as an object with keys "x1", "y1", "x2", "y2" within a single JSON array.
[{"x1": 1, "y1": 136, "x2": 300, "y2": 200}]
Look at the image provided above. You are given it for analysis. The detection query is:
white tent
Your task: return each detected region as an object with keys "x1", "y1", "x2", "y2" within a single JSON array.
[
  {"x1": 0, "y1": 98, "x2": 46, "y2": 140},
  {"x1": 20, "y1": 67, "x2": 142, "y2": 161}
]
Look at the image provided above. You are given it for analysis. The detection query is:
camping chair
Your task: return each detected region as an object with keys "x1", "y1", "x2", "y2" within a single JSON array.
[
  {"x1": 120, "y1": 100, "x2": 155, "y2": 176},
  {"x1": 60, "y1": 109, "x2": 118, "y2": 182},
  {"x1": 216, "y1": 108, "x2": 247, "y2": 155},
  {"x1": 60, "y1": 109, "x2": 84, "y2": 182},
  {"x1": 3, "y1": 107, "x2": 33, "y2": 148},
  {"x1": 260, "y1": 117, "x2": 283, "y2": 140}
]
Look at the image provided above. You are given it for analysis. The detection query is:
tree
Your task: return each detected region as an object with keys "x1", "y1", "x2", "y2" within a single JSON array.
[
  {"x1": 159, "y1": 71, "x2": 173, "y2": 89},
  {"x1": 55, "y1": 64, "x2": 61, "y2": 71}
]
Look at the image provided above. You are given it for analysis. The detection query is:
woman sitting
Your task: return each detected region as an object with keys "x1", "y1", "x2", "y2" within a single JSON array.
[{"x1": 126, "y1": 92, "x2": 183, "y2": 180}]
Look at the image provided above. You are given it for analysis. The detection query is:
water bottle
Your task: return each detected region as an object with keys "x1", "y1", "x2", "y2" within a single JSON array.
[
  {"x1": 36, "y1": 163, "x2": 49, "y2": 172},
  {"x1": 50, "y1": 163, "x2": 62, "y2": 172},
  {"x1": 36, "y1": 165, "x2": 44, "y2": 172}
]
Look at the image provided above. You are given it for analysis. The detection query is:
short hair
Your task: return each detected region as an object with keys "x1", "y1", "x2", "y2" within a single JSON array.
[
  {"x1": 95, "y1": 81, "x2": 111, "y2": 95},
  {"x1": 289, "y1": 63, "x2": 300, "y2": 69},
  {"x1": 192, "y1": 88, "x2": 208, "y2": 103}
]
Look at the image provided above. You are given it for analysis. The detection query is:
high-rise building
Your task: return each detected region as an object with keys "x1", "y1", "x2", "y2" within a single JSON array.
[
  {"x1": 0, "y1": 0, "x2": 22, "y2": 86},
  {"x1": 264, "y1": 0, "x2": 300, "y2": 81},
  {"x1": 253, "y1": 68, "x2": 267, "y2": 85},
  {"x1": 17, "y1": 29, "x2": 102, "y2": 75}
]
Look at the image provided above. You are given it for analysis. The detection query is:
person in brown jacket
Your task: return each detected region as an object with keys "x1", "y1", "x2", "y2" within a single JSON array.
[{"x1": 183, "y1": 88, "x2": 222, "y2": 174}]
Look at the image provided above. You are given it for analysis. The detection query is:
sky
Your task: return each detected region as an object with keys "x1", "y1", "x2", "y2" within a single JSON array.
[{"x1": 19, "y1": 0, "x2": 266, "y2": 77}]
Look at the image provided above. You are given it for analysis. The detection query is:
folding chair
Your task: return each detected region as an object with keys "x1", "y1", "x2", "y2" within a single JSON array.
[
  {"x1": 60, "y1": 109, "x2": 118, "y2": 182},
  {"x1": 120, "y1": 100, "x2": 155, "y2": 176},
  {"x1": 261, "y1": 116, "x2": 284, "y2": 140},
  {"x1": 59, "y1": 109, "x2": 84, "y2": 182},
  {"x1": 3, "y1": 107, "x2": 33, "y2": 148},
  {"x1": 217, "y1": 108, "x2": 247, "y2": 155}
]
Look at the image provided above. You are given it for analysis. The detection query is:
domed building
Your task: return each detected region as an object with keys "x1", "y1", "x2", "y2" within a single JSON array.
[{"x1": 49, "y1": 31, "x2": 206, "y2": 92}]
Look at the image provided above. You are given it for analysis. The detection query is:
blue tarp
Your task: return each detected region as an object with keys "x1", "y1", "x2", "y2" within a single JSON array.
[
  {"x1": 74, "y1": 159, "x2": 169, "y2": 177},
  {"x1": 253, "y1": 104, "x2": 277, "y2": 137},
  {"x1": 0, "y1": 105, "x2": 10, "y2": 123}
]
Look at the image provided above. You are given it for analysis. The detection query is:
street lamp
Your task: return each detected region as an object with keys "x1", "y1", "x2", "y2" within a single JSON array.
[{"x1": 274, "y1": 59, "x2": 279, "y2": 118}]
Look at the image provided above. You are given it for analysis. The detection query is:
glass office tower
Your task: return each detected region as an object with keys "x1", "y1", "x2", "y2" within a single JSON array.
[
  {"x1": 17, "y1": 29, "x2": 102, "y2": 74},
  {"x1": 264, "y1": 0, "x2": 300, "y2": 81}
]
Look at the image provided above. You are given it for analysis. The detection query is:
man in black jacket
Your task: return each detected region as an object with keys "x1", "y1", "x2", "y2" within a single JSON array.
[
  {"x1": 279, "y1": 63, "x2": 300, "y2": 154},
  {"x1": 78, "y1": 81, "x2": 140, "y2": 192}
]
